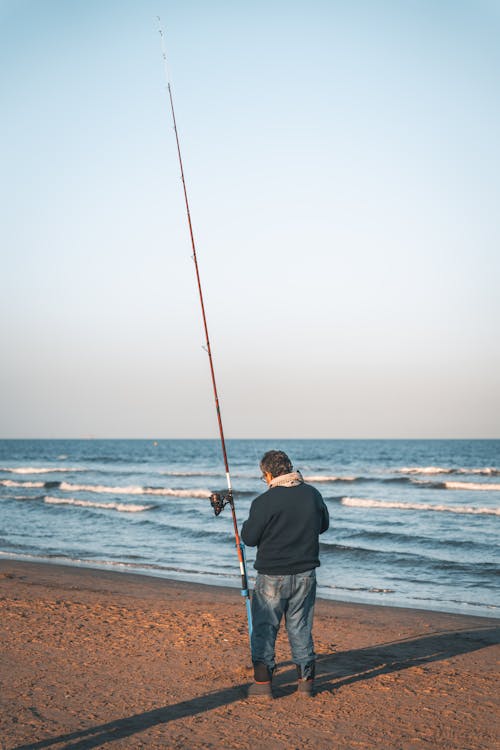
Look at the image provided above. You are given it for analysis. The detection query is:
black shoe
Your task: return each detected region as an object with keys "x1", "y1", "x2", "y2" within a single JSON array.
[{"x1": 248, "y1": 661, "x2": 273, "y2": 699}]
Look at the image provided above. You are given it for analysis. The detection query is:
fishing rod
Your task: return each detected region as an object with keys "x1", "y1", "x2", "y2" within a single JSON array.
[{"x1": 158, "y1": 21, "x2": 252, "y2": 639}]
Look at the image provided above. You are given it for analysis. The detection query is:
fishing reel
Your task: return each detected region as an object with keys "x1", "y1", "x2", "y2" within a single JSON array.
[{"x1": 209, "y1": 491, "x2": 233, "y2": 516}]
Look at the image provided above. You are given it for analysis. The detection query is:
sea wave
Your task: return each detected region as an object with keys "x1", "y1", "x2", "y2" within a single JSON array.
[
  {"x1": 443, "y1": 481, "x2": 500, "y2": 491},
  {"x1": 341, "y1": 497, "x2": 500, "y2": 515},
  {"x1": 303, "y1": 475, "x2": 357, "y2": 483},
  {"x1": 161, "y1": 470, "x2": 223, "y2": 478},
  {"x1": 1, "y1": 479, "x2": 45, "y2": 488},
  {"x1": 319, "y1": 581, "x2": 396, "y2": 594},
  {"x1": 0, "y1": 551, "x2": 238, "y2": 579},
  {"x1": 58, "y1": 482, "x2": 212, "y2": 499},
  {"x1": 0, "y1": 467, "x2": 84, "y2": 474},
  {"x1": 44, "y1": 496, "x2": 155, "y2": 512},
  {"x1": 0, "y1": 478, "x2": 220, "y2": 500},
  {"x1": 318, "y1": 475, "x2": 500, "y2": 489},
  {"x1": 399, "y1": 466, "x2": 499, "y2": 476},
  {"x1": 7, "y1": 495, "x2": 46, "y2": 502},
  {"x1": 409, "y1": 479, "x2": 500, "y2": 491},
  {"x1": 319, "y1": 541, "x2": 499, "y2": 573},
  {"x1": 340, "y1": 527, "x2": 495, "y2": 551}
]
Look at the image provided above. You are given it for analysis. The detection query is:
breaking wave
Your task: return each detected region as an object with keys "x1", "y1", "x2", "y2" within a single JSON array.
[
  {"x1": 161, "y1": 470, "x2": 223, "y2": 478},
  {"x1": 442, "y1": 481, "x2": 500, "y2": 491},
  {"x1": 341, "y1": 497, "x2": 500, "y2": 515},
  {"x1": 399, "y1": 466, "x2": 499, "y2": 476},
  {"x1": 0, "y1": 478, "x2": 222, "y2": 500},
  {"x1": 58, "y1": 481, "x2": 212, "y2": 498},
  {"x1": 1, "y1": 479, "x2": 45, "y2": 488},
  {"x1": 408, "y1": 479, "x2": 500, "y2": 491},
  {"x1": 303, "y1": 475, "x2": 357, "y2": 483},
  {"x1": 44, "y1": 496, "x2": 155, "y2": 512}
]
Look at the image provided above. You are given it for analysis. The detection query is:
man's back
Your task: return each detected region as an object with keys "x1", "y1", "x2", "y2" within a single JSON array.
[{"x1": 241, "y1": 482, "x2": 329, "y2": 574}]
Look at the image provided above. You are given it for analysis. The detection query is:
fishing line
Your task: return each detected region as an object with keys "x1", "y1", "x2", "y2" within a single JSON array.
[{"x1": 157, "y1": 19, "x2": 252, "y2": 640}]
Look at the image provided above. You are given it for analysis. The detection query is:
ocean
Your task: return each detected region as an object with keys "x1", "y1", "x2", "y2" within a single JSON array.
[{"x1": 0, "y1": 439, "x2": 498, "y2": 618}]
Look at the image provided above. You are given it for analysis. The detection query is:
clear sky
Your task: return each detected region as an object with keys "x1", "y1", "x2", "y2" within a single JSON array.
[{"x1": 1, "y1": 0, "x2": 499, "y2": 439}]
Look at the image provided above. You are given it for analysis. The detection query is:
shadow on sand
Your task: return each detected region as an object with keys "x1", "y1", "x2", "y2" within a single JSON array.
[{"x1": 13, "y1": 624, "x2": 499, "y2": 750}]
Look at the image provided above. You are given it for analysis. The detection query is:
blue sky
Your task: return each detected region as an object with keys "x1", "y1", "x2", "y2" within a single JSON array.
[{"x1": 1, "y1": 0, "x2": 499, "y2": 438}]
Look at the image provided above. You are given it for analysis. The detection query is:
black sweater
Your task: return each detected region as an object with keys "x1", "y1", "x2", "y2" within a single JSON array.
[{"x1": 241, "y1": 482, "x2": 329, "y2": 575}]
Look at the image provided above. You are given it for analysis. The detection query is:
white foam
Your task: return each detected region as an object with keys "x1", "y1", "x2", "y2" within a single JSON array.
[
  {"x1": 399, "y1": 466, "x2": 452, "y2": 475},
  {"x1": 161, "y1": 470, "x2": 221, "y2": 477},
  {"x1": 399, "y1": 466, "x2": 499, "y2": 476},
  {"x1": 444, "y1": 481, "x2": 500, "y2": 491},
  {"x1": 0, "y1": 467, "x2": 83, "y2": 474},
  {"x1": 303, "y1": 475, "x2": 356, "y2": 482},
  {"x1": 341, "y1": 497, "x2": 500, "y2": 515},
  {"x1": 58, "y1": 481, "x2": 211, "y2": 499},
  {"x1": 1, "y1": 479, "x2": 45, "y2": 488},
  {"x1": 467, "y1": 468, "x2": 500, "y2": 475},
  {"x1": 407, "y1": 478, "x2": 500, "y2": 490},
  {"x1": 44, "y1": 496, "x2": 154, "y2": 512}
]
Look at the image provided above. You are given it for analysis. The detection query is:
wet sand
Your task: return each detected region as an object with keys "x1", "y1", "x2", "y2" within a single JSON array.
[{"x1": 0, "y1": 559, "x2": 498, "y2": 749}]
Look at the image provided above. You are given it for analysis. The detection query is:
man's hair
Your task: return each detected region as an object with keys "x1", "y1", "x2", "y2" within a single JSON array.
[{"x1": 260, "y1": 450, "x2": 293, "y2": 478}]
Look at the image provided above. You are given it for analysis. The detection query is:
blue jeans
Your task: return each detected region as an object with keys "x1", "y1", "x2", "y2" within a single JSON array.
[{"x1": 251, "y1": 570, "x2": 317, "y2": 679}]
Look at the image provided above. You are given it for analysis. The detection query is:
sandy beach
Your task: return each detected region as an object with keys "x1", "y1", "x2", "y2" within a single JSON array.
[{"x1": 0, "y1": 560, "x2": 498, "y2": 750}]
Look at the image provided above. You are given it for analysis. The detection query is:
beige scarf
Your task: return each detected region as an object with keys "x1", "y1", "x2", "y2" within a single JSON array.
[{"x1": 269, "y1": 470, "x2": 304, "y2": 488}]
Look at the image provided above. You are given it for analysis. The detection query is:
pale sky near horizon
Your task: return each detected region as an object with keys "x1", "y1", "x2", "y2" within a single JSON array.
[{"x1": 1, "y1": 0, "x2": 499, "y2": 439}]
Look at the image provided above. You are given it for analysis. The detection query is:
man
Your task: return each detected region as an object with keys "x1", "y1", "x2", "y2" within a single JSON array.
[{"x1": 241, "y1": 450, "x2": 329, "y2": 699}]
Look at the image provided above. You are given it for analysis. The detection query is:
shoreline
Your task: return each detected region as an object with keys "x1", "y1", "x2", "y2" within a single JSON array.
[
  {"x1": 1, "y1": 552, "x2": 498, "y2": 621},
  {"x1": 1, "y1": 559, "x2": 499, "y2": 749},
  {"x1": 3, "y1": 555, "x2": 498, "y2": 622}
]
